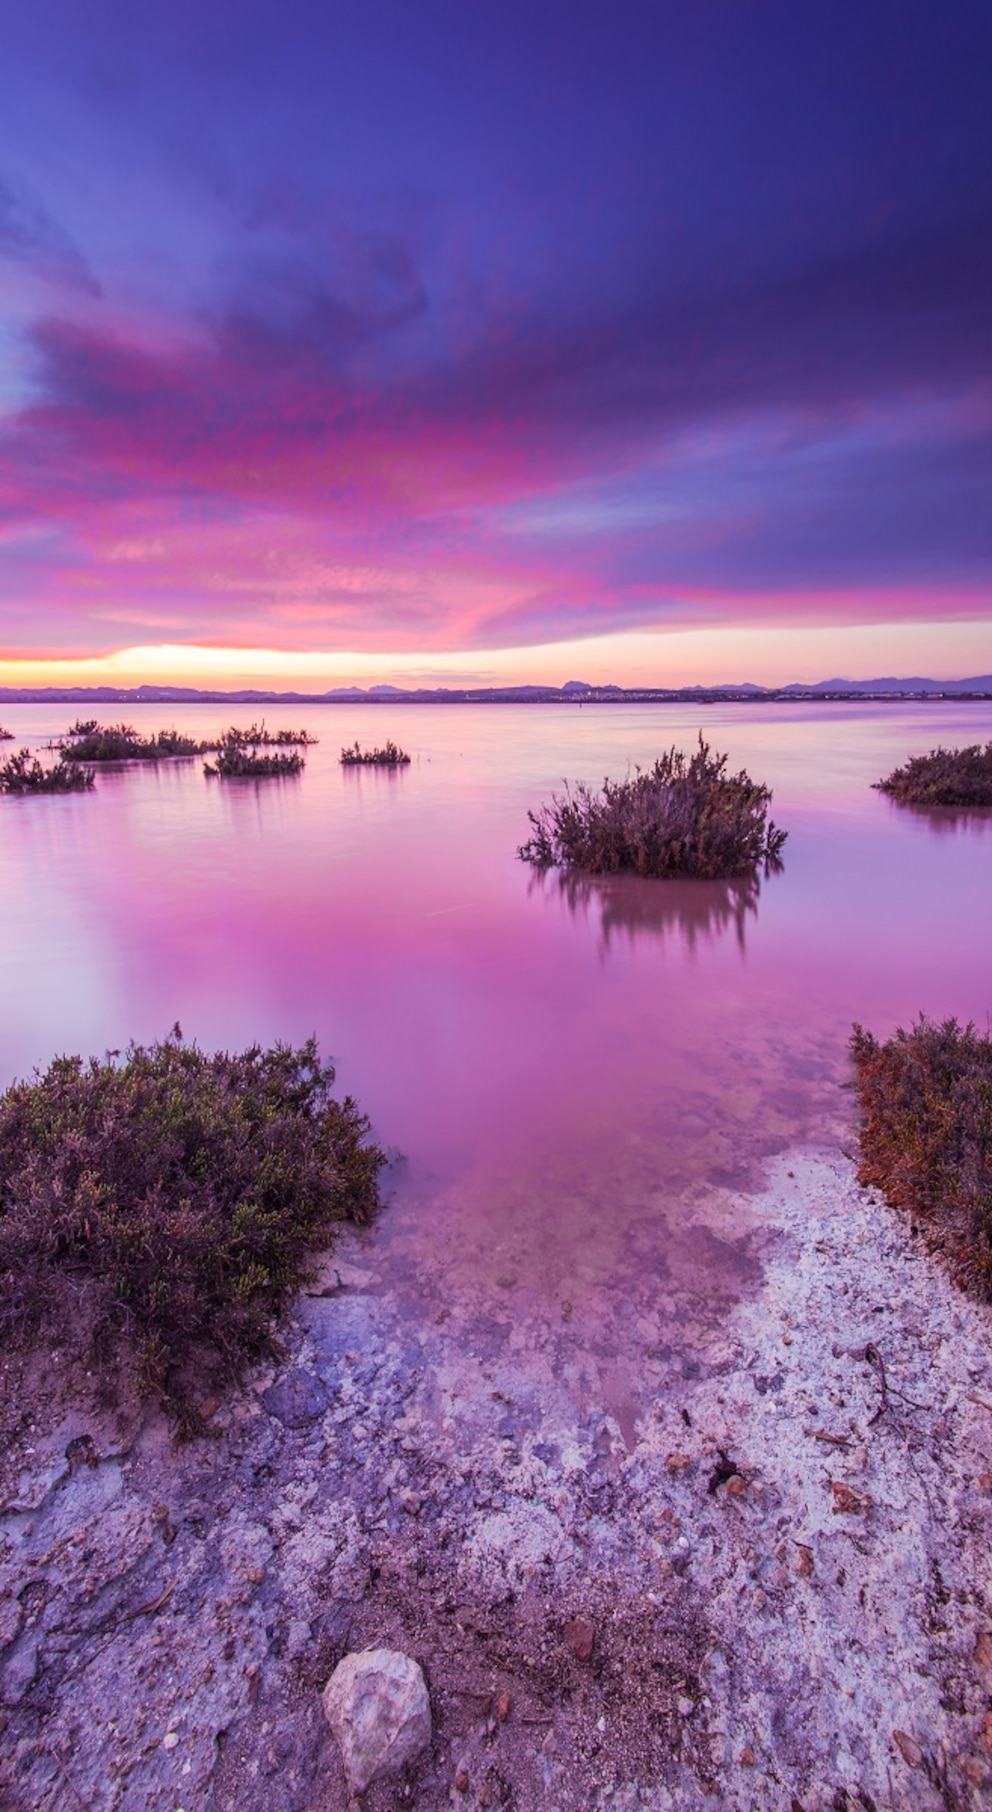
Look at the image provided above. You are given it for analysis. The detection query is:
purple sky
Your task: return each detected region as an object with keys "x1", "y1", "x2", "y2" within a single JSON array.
[{"x1": 1, "y1": 0, "x2": 990, "y2": 681}]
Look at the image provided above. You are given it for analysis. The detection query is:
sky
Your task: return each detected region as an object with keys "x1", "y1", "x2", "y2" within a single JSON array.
[{"x1": 0, "y1": 0, "x2": 990, "y2": 689}]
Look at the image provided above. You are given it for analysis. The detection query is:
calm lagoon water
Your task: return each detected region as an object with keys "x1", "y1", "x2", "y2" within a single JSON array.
[{"x1": 2, "y1": 701, "x2": 991, "y2": 1392}]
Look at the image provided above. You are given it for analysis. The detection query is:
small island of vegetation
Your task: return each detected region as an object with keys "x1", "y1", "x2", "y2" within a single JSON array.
[
  {"x1": 877, "y1": 742, "x2": 992, "y2": 815},
  {"x1": 340, "y1": 738, "x2": 411, "y2": 766},
  {"x1": 215, "y1": 721, "x2": 317, "y2": 747},
  {"x1": 0, "y1": 725, "x2": 13, "y2": 741},
  {"x1": 205, "y1": 744, "x2": 305, "y2": 777},
  {"x1": 62, "y1": 721, "x2": 205, "y2": 761},
  {"x1": 874, "y1": 741, "x2": 992, "y2": 807},
  {"x1": 518, "y1": 735, "x2": 787, "y2": 878},
  {"x1": 851, "y1": 1015, "x2": 992, "y2": 1296},
  {"x1": 0, "y1": 749, "x2": 95, "y2": 795},
  {"x1": 0, "y1": 1032, "x2": 383, "y2": 1426}
]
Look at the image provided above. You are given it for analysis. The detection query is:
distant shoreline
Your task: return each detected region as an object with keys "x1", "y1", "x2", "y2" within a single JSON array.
[{"x1": 2, "y1": 680, "x2": 992, "y2": 707}]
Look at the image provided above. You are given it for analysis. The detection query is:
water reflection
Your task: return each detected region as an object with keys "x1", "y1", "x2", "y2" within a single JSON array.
[
  {"x1": 884, "y1": 800, "x2": 992, "y2": 837},
  {"x1": 537, "y1": 867, "x2": 764, "y2": 954}
]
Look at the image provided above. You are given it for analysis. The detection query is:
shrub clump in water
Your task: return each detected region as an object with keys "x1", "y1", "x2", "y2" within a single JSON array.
[
  {"x1": 0, "y1": 750, "x2": 94, "y2": 794},
  {"x1": 518, "y1": 736, "x2": 787, "y2": 878},
  {"x1": 205, "y1": 745, "x2": 305, "y2": 777},
  {"x1": 0, "y1": 725, "x2": 13, "y2": 741},
  {"x1": 874, "y1": 742, "x2": 992, "y2": 808},
  {"x1": 62, "y1": 722, "x2": 204, "y2": 761},
  {"x1": 340, "y1": 739, "x2": 411, "y2": 766},
  {"x1": 214, "y1": 722, "x2": 317, "y2": 748},
  {"x1": 851, "y1": 1016, "x2": 992, "y2": 1295},
  {"x1": 0, "y1": 1032, "x2": 384, "y2": 1422}
]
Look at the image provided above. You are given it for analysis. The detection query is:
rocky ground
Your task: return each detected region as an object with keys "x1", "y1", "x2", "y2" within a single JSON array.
[{"x1": 3, "y1": 1148, "x2": 992, "y2": 1811}]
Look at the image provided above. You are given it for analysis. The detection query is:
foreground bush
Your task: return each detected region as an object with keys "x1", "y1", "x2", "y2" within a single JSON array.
[
  {"x1": 0, "y1": 750, "x2": 94, "y2": 794},
  {"x1": 340, "y1": 739, "x2": 411, "y2": 766},
  {"x1": 64, "y1": 722, "x2": 204, "y2": 761},
  {"x1": 205, "y1": 745, "x2": 304, "y2": 778},
  {"x1": 875, "y1": 742, "x2": 992, "y2": 807},
  {"x1": 851, "y1": 1016, "x2": 992, "y2": 1294},
  {"x1": 518, "y1": 736, "x2": 787, "y2": 878},
  {"x1": 0, "y1": 1033, "x2": 384, "y2": 1421}
]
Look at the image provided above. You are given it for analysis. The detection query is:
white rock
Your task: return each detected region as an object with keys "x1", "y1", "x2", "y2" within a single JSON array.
[{"x1": 322, "y1": 1648, "x2": 431, "y2": 1792}]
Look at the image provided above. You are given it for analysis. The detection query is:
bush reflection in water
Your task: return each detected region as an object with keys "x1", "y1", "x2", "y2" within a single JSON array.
[{"x1": 535, "y1": 866, "x2": 765, "y2": 955}]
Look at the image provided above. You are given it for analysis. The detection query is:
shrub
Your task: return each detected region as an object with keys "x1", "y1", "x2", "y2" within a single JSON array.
[
  {"x1": 205, "y1": 745, "x2": 305, "y2": 778},
  {"x1": 851, "y1": 1016, "x2": 992, "y2": 1295},
  {"x1": 213, "y1": 722, "x2": 317, "y2": 748},
  {"x1": 340, "y1": 739, "x2": 411, "y2": 766},
  {"x1": 0, "y1": 725, "x2": 13, "y2": 741},
  {"x1": 0, "y1": 1032, "x2": 384, "y2": 1422},
  {"x1": 874, "y1": 742, "x2": 992, "y2": 807},
  {"x1": 64, "y1": 723, "x2": 204, "y2": 761},
  {"x1": 518, "y1": 736, "x2": 787, "y2": 878},
  {"x1": 0, "y1": 750, "x2": 95, "y2": 794}
]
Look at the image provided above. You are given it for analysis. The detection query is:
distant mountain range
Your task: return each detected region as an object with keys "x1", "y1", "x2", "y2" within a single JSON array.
[{"x1": 1, "y1": 675, "x2": 991, "y2": 706}]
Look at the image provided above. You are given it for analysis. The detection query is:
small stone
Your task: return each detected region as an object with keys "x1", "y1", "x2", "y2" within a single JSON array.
[
  {"x1": 792, "y1": 1544, "x2": 815, "y2": 1578},
  {"x1": 978, "y1": 1472, "x2": 992, "y2": 1490},
  {"x1": 892, "y1": 1730, "x2": 923, "y2": 1769},
  {"x1": 830, "y1": 1480, "x2": 866, "y2": 1515},
  {"x1": 322, "y1": 1649, "x2": 431, "y2": 1793},
  {"x1": 455, "y1": 1766, "x2": 470, "y2": 1792},
  {"x1": 981, "y1": 1712, "x2": 992, "y2": 1757},
  {"x1": 479, "y1": 1785, "x2": 492, "y2": 1807},
  {"x1": 724, "y1": 1475, "x2": 747, "y2": 1498},
  {"x1": 563, "y1": 1616, "x2": 595, "y2": 1661},
  {"x1": 666, "y1": 1451, "x2": 691, "y2": 1473},
  {"x1": 676, "y1": 1696, "x2": 695, "y2": 1718},
  {"x1": 974, "y1": 1631, "x2": 992, "y2": 1670},
  {"x1": 740, "y1": 1747, "x2": 755, "y2": 1767},
  {"x1": 496, "y1": 1690, "x2": 512, "y2": 1722},
  {"x1": 162, "y1": 1732, "x2": 180, "y2": 1751}
]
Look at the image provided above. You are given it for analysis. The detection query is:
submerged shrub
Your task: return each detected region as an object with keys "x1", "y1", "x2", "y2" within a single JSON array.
[
  {"x1": 0, "y1": 749, "x2": 94, "y2": 794},
  {"x1": 874, "y1": 742, "x2": 992, "y2": 808},
  {"x1": 518, "y1": 736, "x2": 787, "y2": 879},
  {"x1": 340, "y1": 739, "x2": 411, "y2": 766},
  {"x1": 851, "y1": 1017, "x2": 992, "y2": 1295},
  {"x1": 63, "y1": 722, "x2": 204, "y2": 760},
  {"x1": 213, "y1": 722, "x2": 317, "y2": 748},
  {"x1": 205, "y1": 745, "x2": 305, "y2": 777},
  {"x1": 0, "y1": 1032, "x2": 384, "y2": 1420}
]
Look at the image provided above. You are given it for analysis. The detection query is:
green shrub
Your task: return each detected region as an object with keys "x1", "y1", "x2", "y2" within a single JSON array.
[
  {"x1": 0, "y1": 1033, "x2": 384, "y2": 1421},
  {"x1": 64, "y1": 723, "x2": 205, "y2": 761},
  {"x1": 851, "y1": 1017, "x2": 992, "y2": 1294},
  {"x1": 340, "y1": 739, "x2": 411, "y2": 766},
  {"x1": 518, "y1": 736, "x2": 787, "y2": 878},
  {"x1": 0, "y1": 750, "x2": 94, "y2": 794},
  {"x1": 874, "y1": 742, "x2": 992, "y2": 807},
  {"x1": 205, "y1": 745, "x2": 305, "y2": 777}
]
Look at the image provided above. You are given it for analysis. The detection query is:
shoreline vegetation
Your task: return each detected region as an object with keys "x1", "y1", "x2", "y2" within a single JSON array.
[
  {"x1": 340, "y1": 738, "x2": 411, "y2": 766},
  {"x1": 519, "y1": 736, "x2": 787, "y2": 879},
  {"x1": 0, "y1": 749, "x2": 95, "y2": 794},
  {"x1": 851, "y1": 1015, "x2": 992, "y2": 1296},
  {"x1": 0, "y1": 1032, "x2": 383, "y2": 1429},
  {"x1": 875, "y1": 740, "x2": 992, "y2": 807}
]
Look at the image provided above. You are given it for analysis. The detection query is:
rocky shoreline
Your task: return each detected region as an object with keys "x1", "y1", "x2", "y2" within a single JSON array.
[{"x1": 3, "y1": 1149, "x2": 992, "y2": 1810}]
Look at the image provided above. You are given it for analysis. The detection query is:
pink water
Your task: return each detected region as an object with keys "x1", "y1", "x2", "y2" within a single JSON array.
[{"x1": 2, "y1": 702, "x2": 991, "y2": 1365}]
